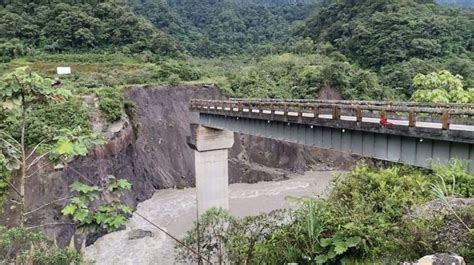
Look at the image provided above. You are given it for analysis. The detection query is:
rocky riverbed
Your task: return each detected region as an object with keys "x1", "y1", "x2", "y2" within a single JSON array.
[{"x1": 84, "y1": 170, "x2": 339, "y2": 264}]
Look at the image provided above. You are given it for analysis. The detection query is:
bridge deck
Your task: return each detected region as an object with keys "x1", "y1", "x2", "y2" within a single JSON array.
[
  {"x1": 190, "y1": 100, "x2": 474, "y2": 172},
  {"x1": 191, "y1": 100, "x2": 474, "y2": 141}
]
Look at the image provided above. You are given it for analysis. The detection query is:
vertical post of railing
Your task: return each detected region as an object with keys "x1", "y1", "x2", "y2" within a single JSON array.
[
  {"x1": 238, "y1": 102, "x2": 243, "y2": 113},
  {"x1": 441, "y1": 109, "x2": 450, "y2": 130},
  {"x1": 298, "y1": 104, "x2": 303, "y2": 120},
  {"x1": 356, "y1": 106, "x2": 363, "y2": 123},
  {"x1": 283, "y1": 103, "x2": 289, "y2": 122},
  {"x1": 409, "y1": 108, "x2": 416, "y2": 127},
  {"x1": 332, "y1": 105, "x2": 341, "y2": 120},
  {"x1": 313, "y1": 105, "x2": 319, "y2": 119}
]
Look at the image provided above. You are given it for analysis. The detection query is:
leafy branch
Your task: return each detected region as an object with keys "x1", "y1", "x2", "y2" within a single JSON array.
[{"x1": 62, "y1": 175, "x2": 132, "y2": 233}]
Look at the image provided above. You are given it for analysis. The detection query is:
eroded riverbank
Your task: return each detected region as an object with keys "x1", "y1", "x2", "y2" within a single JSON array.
[{"x1": 84, "y1": 170, "x2": 341, "y2": 264}]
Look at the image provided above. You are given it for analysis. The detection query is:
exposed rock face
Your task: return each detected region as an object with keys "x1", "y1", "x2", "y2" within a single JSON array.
[
  {"x1": 408, "y1": 197, "x2": 474, "y2": 257},
  {"x1": 317, "y1": 86, "x2": 342, "y2": 100},
  {"x1": 121, "y1": 85, "x2": 356, "y2": 188},
  {"x1": 409, "y1": 197, "x2": 474, "y2": 220},
  {"x1": 1, "y1": 85, "x2": 358, "y2": 247}
]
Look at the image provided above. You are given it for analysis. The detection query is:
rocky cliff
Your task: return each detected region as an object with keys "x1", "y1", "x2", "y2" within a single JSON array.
[{"x1": 1, "y1": 85, "x2": 357, "y2": 247}]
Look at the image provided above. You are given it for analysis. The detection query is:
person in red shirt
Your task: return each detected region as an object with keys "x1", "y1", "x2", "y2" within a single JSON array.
[{"x1": 379, "y1": 111, "x2": 392, "y2": 127}]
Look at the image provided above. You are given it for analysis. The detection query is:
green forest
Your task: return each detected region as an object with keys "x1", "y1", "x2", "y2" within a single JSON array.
[
  {"x1": 0, "y1": 0, "x2": 473, "y2": 263},
  {"x1": 1, "y1": 0, "x2": 473, "y2": 100}
]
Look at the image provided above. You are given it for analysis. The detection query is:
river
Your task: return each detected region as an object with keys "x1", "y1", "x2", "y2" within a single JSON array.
[{"x1": 84, "y1": 170, "x2": 339, "y2": 264}]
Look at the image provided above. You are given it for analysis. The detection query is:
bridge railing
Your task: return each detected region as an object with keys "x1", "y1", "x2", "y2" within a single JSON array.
[
  {"x1": 190, "y1": 99, "x2": 474, "y2": 131},
  {"x1": 229, "y1": 98, "x2": 474, "y2": 110}
]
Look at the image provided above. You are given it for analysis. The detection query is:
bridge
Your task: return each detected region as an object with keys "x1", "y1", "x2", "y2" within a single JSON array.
[{"x1": 187, "y1": 99, "x2": 474, "y2": 215}]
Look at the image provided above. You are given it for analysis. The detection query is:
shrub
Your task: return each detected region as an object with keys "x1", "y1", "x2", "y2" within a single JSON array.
[
  {"x1": 326, "y1": 165, "x2": 434, "y2": 261},
  {"x1": 97, "y1": 87, "x2": 124, "y2": 122},
  {"x1": 157, "y1": 60, "x2": 202, "y2": 81},
  {"x1": 167, "y1": 74, "x2": 182, "y2": 86},
  {"x1": 0, "y1": 226, "x2": 81, "y2": 264},
  {"x1": 6, "y1": 100, "x2": 91, "y2": 146},
  {"x1": 62, "y1": 176, "x2": 132, "y2": 233},
  {"x1": 175, "y1": 208, "x2": 237, "y2": 264},
  {"x1": 432, "y1": 160, "x2": 474, "y2": 198},
  {"x1": 177, "y1": 164, "x2": 448, "y2": 264},
  {"x1": 459, "y1": 220, "x2": 474, "y2": 263},
  {"x1": 0, "y1": 38, "x2": 26, "y2": 63}
]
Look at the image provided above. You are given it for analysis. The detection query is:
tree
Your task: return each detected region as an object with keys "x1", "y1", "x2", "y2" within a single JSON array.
[
  {"x1": 0, "y1": 68, "x2": 98, "y2": 227},
  {"x1": 176, "y1": 208, "x2": 288, "y2": 264},
  {"x1": 176, "y1": 208, "x2": 237, "y2": 264},
  {"x1": 0, "y1": 67, "x2": 59, "y2": 226},
  {"x1": 302, "y1": 0, "x2": 474, "y2": 70},
  {"x1": 0, "y1": 0, "x2": 181, "y2": 60},
  {"x1": 0, "y1": 68, "x2": 132, "y2": 235},
  {"x1": 411, "y1": 70, "x2": 473, "y2": 103}
]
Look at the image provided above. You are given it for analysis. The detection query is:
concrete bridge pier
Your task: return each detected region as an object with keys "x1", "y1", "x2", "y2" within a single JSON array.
[{"x1": 188, "y1": 124, "x2": 234, "y2": 216}]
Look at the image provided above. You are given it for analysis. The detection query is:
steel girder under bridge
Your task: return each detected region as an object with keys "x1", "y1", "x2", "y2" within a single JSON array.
[{"x1": 190, "y1": 99, "x2": 474, "y2": 172}]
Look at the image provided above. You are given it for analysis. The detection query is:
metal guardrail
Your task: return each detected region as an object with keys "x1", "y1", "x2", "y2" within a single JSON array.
[{"x1": 190, "y1": 99, "x2": 474, "y2": 131}]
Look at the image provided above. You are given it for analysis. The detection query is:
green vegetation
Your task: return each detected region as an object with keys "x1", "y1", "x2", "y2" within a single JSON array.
[
  {"x1": 129, "y1": 0, "x2": 321, "y2": 57},
  {"x1": 431, "y1": 161, "x2": 474, "y2": 198},
  {"x1": 0, "y1": 67, "x2": 67, "y2": 225},
  {"x1": 62, "y1": 176, "x2": 132, "y2": 233},
  {"x1": 1, "y1": 0, "x2": 473, "y2": 101},
  {"x1": 412, "y1": 70, "x2": 474, "y2": 103},
  {"x1": 97, "y1": 87, "x2": 124, "y2": 122},
  {"x1": 0, "y1": 0, "x2": 179, "y2": 62},
  {"x1": 0, "y1": 226, "x2": 81, "y2": 264},
  {"x1": 0, "y1": 67, "x2": 130, "y2": 261},
  {"x1": 1, "y1": 0, "x2": 473, "y2": 262},
  {"x1": 302, "y1": 0, "x2": 474, "y2": 98},
  {"x1": 7, "y1": 100, "x2": 91, "y2": 147},
  {"x1": 53, "y1": 128, "x2": 105, "y2": 160},
  {"x1": 190, "y1": 53, "x2": 399, "y2": 100},
  {"x1": 177, "y1": 163, "x2": 474, "y2": 263}
]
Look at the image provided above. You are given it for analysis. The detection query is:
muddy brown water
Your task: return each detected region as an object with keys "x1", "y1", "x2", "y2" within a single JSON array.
[{"x1": 84, "y1": 171, "x2": 340, "y2": 264}]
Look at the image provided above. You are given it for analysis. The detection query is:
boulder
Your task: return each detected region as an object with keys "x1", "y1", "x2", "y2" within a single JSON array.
[{"x1": 417, "y1": 253, "x2": 465, "y2": 265}]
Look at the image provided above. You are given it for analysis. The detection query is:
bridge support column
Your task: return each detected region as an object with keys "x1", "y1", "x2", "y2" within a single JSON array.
[{"x1": 188, "y1": 124, "x2": 234, "y2": 216}]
